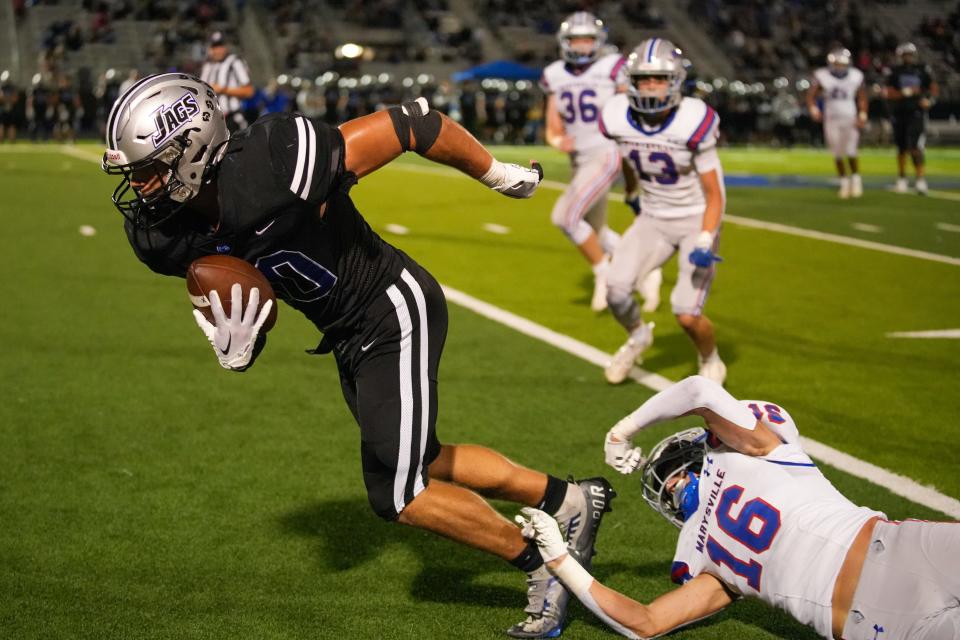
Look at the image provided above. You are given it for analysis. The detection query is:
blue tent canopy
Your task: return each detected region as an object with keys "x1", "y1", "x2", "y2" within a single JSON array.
[{"x1": 452, "y1": 60, "x2": 542, "y2": 82}]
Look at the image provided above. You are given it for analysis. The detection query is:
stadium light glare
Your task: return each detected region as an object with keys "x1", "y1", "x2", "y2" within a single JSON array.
[
  {"x1": 337, "y1": 43, "x2": 364, "y2": 59},
  {"x1": 291, "y1": 77, "x2": 302, "y2": 88},
  {"x1": 277, "y1": 74, "x2": 289, "y2": 85},
  {"x1": 796, "y1": 78, "x2": 811, "y2": 91},
  {"x1": 402, "y1": 77, "x2": 414, "y2": 88},
  {"x1": 378, "y1": 73, "x2": 390, "y2": 84},
  {"x1": 0, "y1": 70, "x2": 8, "y2": 82}
]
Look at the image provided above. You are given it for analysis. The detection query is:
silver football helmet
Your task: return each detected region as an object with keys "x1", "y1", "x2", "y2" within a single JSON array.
[
  {"x1": 102, "y1": 73, "x2": 228, "y2": 229},
  {"x1": 626, "y1": 38, "x2": 687, "y2": 114},
  {"x1": 895, "y1": 41, "x2": 918, "y2": 62},
  {"x1": 827, "y1": 47, "x2": 852, "y2": 77},
  {"x1": 640, "y1": 428, "x2": 707, "y2": 529},
  {"x1": 557, "y1": 12, "x2": 607, "y2": 65}
]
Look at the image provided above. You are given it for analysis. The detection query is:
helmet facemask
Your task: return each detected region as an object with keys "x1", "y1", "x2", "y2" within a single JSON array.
[
  {"x1": 640, "y1": 428, "x2": 707, "y2": 528},
  {"x1": 827, "y1": 48, "x2": 852, "y2": 78},
  {"x1": 626, "y1": 39, "x2": 686, "y2": 115},
  {"x1": 557, "y1": 12, "x2": 607, "y2": 65},
  {"x1": 102, "y1": 73, "x2": 228, "y2": 230}
]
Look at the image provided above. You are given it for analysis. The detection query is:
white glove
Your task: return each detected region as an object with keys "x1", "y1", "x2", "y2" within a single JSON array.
[
  {"x1": 479, "y1": 159, "x2": 543, "y2": 198},
  {"x1": 604, "y1": 429, "x2": 645, "y2": 475},
  {"x1": 193, "y1": 283, "x2": 273, "y2": 371},
  {"x1": 514, "y1": 507, "x2": 568, "y2": 563}
]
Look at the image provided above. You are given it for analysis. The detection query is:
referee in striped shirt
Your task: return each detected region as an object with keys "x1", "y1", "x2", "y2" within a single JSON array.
[{"x1": 200, "y1": 31, "x2": 254, "y2": 133}]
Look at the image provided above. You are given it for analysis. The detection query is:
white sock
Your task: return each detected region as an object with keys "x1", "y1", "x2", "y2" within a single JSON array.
[{"x1": 592, "y1": 257, "x2": 609, "y2": 276}]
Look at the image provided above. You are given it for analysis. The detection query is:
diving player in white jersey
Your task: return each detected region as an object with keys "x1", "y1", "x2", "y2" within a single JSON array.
[
  {"x1": 515, "y1": 375, "x2": 960, "y2": 640},
  {"x1": 807, "y1": 48, "x2": 868, "y2": 199},
  {"x1": 541, "y1": 12, "x2": 662, "y2": 313},
  {"x1": 597, "y1": 38, "x2": 727, "y2": 385}
]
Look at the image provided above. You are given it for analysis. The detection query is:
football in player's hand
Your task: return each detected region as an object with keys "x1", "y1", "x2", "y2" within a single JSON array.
[{"x1": 187, "y1": 255, "x2": 278, "y2": 331}]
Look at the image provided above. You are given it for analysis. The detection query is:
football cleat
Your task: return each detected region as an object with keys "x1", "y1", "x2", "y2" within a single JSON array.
[
  {"x1": 894, "y1": 178, "x2": 908, "y2": 194},
  {"x1": 636, "y1": 268, "x2": 662, "y2": 313},
  {"x1": 506, "y1": 565, "x2": 568, "y2": 638},
  {"x1": 916, "y1": 178, "x2": 928, "y2": 196},
  {"x1": 698, "y1": 354, "x2": 727, "y2": 385},
  {"x1": 851, "y1": 174, "x2": 863, "y2": 198},
  {"x1": 563, "y1": 477, "x2": 617, "y2": 570},
  {"x1": 838, "y1": 176, "x2": 851, "y2": 199},
  {"x1": 604, "y1": 323, "x2": 654, "y2": 384}
]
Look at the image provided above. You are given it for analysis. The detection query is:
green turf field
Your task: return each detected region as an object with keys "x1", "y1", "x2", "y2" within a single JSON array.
[{"x1": 1, "y1": 144, "x2": 958, "y2": 639}]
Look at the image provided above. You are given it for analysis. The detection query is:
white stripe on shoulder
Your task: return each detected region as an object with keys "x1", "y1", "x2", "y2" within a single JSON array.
[
  {"x1": 299, "y1": 117, "x2": 317, "y2": 200},
  {"x1": 290, "y1": 117, "x2": 308, "y2": 196}
]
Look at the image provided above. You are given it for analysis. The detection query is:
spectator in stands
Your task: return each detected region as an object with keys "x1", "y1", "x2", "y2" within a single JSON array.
[
  {"x1": 200, "y1": 31, "x2": 255, "y2": 132},
  {"x1": 884, "y1": 42, "x2": 938, "y2": 195}
]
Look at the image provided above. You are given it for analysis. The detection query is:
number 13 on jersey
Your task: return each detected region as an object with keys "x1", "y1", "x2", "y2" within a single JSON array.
[{"x1": 628, "y1": 149, "x2": 679, "y2": 185}]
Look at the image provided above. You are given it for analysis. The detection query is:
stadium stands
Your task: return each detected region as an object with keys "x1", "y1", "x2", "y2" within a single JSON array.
[{"x1": 0, "y1": 0, "x2": 957, "y2": 144}]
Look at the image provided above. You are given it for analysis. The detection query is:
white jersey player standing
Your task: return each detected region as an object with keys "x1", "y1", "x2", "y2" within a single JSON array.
[
  {"x1": 516, "y1": 375, "x2": 960, "y2": 640},
  {"x1": 541, "y1": 12, "x2": 662, "y2": 313},
  {"x1": 598, "y1": 38, "x2": 727, "y2": 385},
  {"x1": 807, "y1": 47, "x2": 868, "y2": 199}
]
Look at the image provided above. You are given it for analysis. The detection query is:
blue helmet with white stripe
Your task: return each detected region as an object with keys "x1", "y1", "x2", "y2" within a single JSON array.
[
  {"x1": 557, "y1": 12, "x2": 607, "y2": 65},
  {"x1": 102, "y1": 73, "x2": 228, "y2": 229},
  {"x1": 626, "y1": 38, "x2": 686, "y2": 114},
  {"x1": 640, "y1": 428, "x2": 707, "y2": 529}
]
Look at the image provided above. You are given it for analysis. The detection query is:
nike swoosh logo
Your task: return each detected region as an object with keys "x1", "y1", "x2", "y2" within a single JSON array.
[
  {"x1": 255, "y1": 219, "x2": 276, "y2": 235},
  {"x1": 218, "y1": 334, "x2": 232, "y2": 355},
  {"x1": 360, "y1": 339, "x2": 377, "y2": 352}
]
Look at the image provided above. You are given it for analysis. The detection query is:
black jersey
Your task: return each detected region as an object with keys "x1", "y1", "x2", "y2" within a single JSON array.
[
  {"x1": 886, "y1": 63, "x2": 934, "y2": 115},
  {"x1": 125, "y1": 112, "x2": 409, "y2": 336}
]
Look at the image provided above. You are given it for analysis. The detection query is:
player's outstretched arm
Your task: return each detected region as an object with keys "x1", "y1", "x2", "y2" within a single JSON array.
[
  {"x1": 340, "y1": 98, "x2": 542, "y2": 197},
  {"x1": 605, "y1": 376, "x2": 782, "y2": 473},
  {"x1": 517, "y1": 508, "x2": 734, "y2": 639}
]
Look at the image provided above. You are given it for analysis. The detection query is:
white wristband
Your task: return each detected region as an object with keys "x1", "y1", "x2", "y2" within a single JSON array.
[
  {"x1": 479, "y1": 159, "x2": 507, "y2": 190},
  {"x1": 695, "y1": 230, "x2": 714, "y2": 250}
]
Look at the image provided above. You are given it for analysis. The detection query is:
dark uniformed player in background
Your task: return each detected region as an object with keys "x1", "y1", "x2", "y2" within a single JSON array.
[
  {"x1": 200, "y1": 31, "x2": 254, "y2": 133},
  {"x1": 884, "y1": 42, "x2": 938, "y2": 196},
  {"x1": 101, "y1": 73, "x2": 616, "y2": 638}
]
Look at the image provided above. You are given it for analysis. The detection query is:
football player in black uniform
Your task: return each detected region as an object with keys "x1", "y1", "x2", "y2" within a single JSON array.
[
  {"x1": 884, "y1": 42, "x2": 938, "y2": 196},
  {"x1": 102, "y1": 73, "x2": 616, "y2": 638}
]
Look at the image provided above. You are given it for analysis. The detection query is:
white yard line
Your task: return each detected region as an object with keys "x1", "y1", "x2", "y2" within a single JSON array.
[
  {"x1": 444, "y1": 285, "x2": 960, "y2": 518},
  {"x1": 392, "y1": 166, "x2": 960, "y2": 267},
  {"x1": 887, "y1": 329, "x2": 960, "y2": 339}
]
